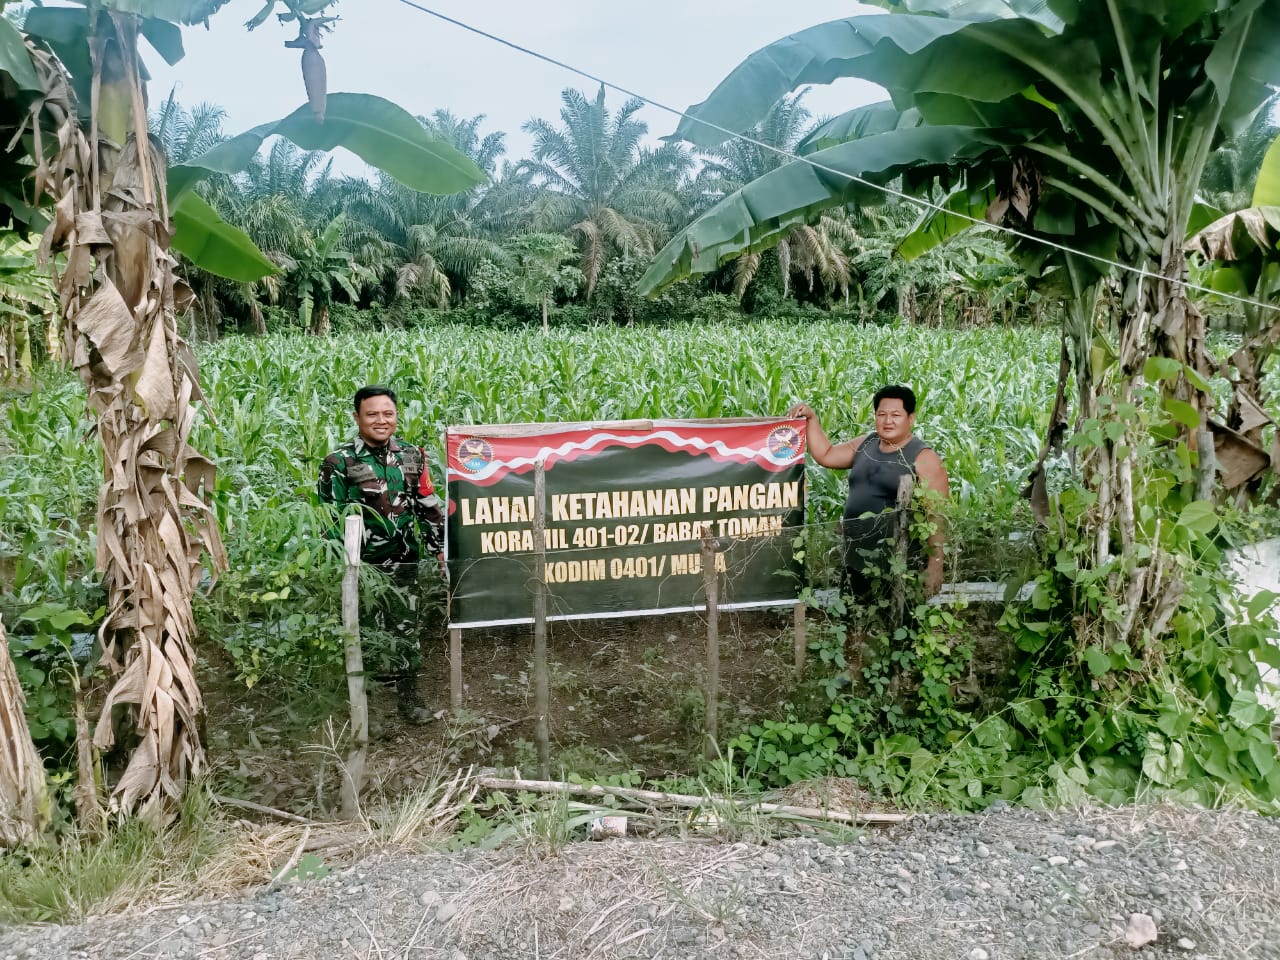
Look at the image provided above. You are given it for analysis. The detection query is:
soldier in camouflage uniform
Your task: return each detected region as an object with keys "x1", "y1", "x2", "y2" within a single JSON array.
[{"x1": 318, "y1": 385, "x2": 445, "y2": 723}]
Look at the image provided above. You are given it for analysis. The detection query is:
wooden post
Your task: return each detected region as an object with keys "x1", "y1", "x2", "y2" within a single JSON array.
[
  {"x1": 892, "y1": 474, "x2": 915, "y2": 629},
  {"x1": 71, "y1": 677, "x2": 104, "y2": 837},
  {"x1": 449, "y1": 626, "x2": 463, "y2": 710},
  {"x1": 701, "y1": 526, "x2": 720, "y2": 762},
  {"x1": 339, "y1": 514, "x2": 367, "y2": 820},
  {"x1": 793, "y1": 602, "x2": 806, "y2": 680},
  {"x1": 532, "y1": 460, "x2": 550, "y2": 780}
]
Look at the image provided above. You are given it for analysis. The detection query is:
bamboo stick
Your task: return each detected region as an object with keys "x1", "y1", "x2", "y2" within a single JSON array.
[
  {"x1": 209, "y1": 793, "x2": 318, "y2": 825},
  {"x1": 532, "y1": 460, "x2": 550, "y2": 780},
  {"x1": 449, "y1": 626, "x2": 463, "y2": 710},
  {"x1": 892, "y1": 474, "x2": 915, "y2": 629},
  {"x1": 72, "y1": 677, "x2": 104, "y2": 837},
  {"x1": 1196, "y1": 428, "x2": 1216, "y2": 502},
  {"x1": 701, "y1": 526, "x2": 719, "y2": 762},
  {"x1": 793, "y1": 602, "x2": 806, "y2": 681},
  {"x1": 339, "y1": 514, "x2": 367, "y2": 820},
  {"x1": 268, "y1": 826, "x2": 311, "y2": 891},
  {"x1": 458, "y1": 416, "x2": 780, "y2": 439}
]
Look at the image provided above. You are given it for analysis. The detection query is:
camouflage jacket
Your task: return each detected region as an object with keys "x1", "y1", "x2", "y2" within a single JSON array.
[{"x1": 317, "y1": 436, "x2": 444, "y2": 565}]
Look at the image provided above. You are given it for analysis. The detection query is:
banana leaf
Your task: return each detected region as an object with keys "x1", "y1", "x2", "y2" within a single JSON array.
[
  {"x1": 797, "y1": 102, "x2": 923, "y2": 155},
  {"x1": 671, "y1": 11, "x2": 1067, "y2": 148},
  {"x1": 861, "y1": 0, "x2": 1065, "y2": 32},
  {"x1": 0, "y1": 18, "x2": 40, "y2": 91},
  {"x1": 99, "y1": 1, "x2": 234, "y2": 24},
  {"x1": 1187, "y1": 207, "x2": 1280, "y2": 265},
  {"x1": 1205, "y1": 0, "x2": 1280, "y2": 139},
  {"x1": 170, "y1": 191, "x2": 279, "y2": 282},
  {"x1": 1252, "y1": 133, "x2": 1280, "y2": 207},
  {"x1": 640, "y1": 124, "x2": 992, "y2": 293},
  {"x1": 896, "y1": 181, "x2": 999, "y2": 261},
  {"x1": 169, "y1": 93, "x2": 486, "y2": 199}
]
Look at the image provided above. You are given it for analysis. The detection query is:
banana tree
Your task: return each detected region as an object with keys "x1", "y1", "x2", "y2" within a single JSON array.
[
  {"x1": 1186, "y1": 132, "x2": 1280, "y2": 502},
  {"x1": 278, "y1": 212, "x2": 372, "y2": 335},
  {"x1": 0, "y1": 232, "x2": 56, "y2": 376},
  {"x1": 506, "y1": 231, "x2": 583, "y2": 332},
  {"x1": 0, "y1": 615, "x2": 47, "y2": 849},
  {"x1": 641, "y1": 0, "x2": 1280, "y2": 649},
  {"x1": 0, "y1": 0, "x2": 484, "y2": 824}
]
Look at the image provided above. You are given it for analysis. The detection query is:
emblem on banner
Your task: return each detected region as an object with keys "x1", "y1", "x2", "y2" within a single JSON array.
[
  {"x1": 766, "y1": 425, "x2": 802, "y2": 463},
  {"x1": 456, "y1": 437, "x2": 494, "y2": 473}
]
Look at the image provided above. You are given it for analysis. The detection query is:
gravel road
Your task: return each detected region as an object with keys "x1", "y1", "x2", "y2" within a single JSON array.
[{"x1": 3, "y1": 804, "x2": 1279, "y2": 960}]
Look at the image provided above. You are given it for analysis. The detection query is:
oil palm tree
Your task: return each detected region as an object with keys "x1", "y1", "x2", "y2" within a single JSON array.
[
  {"x1": 522, "y1": 86, "x2": 692, "y2": 296},
  {"x1": 692, "y1": 92, "x2": 854, "y2": 301},
  {"x1": 151, "y1": 92, "x2": 228, "y2": 166},
  {"x1": 339, "y1": 111, "x2": 529, "y2": 307},
  {"x1": 150, "y1": 95, "x2": 261, "y2": 337},
  {"x1": 151, "y1": 102, "x2": 350, "y2": 337},
  {"x1": 205, "y1": 140, "x2": 343, "y2": 333}
]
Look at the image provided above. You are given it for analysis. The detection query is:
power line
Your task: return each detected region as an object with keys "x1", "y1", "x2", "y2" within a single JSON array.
[{"x1": 391, "y1": 0, "x2": 1280, "y2": 318}]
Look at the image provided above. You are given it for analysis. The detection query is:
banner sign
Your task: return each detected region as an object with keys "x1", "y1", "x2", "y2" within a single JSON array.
[{"x1": 445, "y1": 417, "x2": 806, "y2": 628}]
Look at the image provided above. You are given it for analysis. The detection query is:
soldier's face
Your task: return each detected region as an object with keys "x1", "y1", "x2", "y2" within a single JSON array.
[{"x1": 355, "y1": 395, "x2": 397, "y2": 446}]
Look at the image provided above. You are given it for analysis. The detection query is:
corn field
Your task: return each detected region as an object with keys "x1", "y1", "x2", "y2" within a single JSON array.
[
  {"x1": 2, "y1": 319, "x2": 1059, "y2": 682},
  {"x1": 199, "y1": 319, "x2": 1056, "y2": 508}
]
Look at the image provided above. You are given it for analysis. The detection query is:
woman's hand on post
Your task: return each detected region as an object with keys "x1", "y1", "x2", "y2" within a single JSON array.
[{"x1": 788, "y1": 401, "x2": 814, "y2": 420}]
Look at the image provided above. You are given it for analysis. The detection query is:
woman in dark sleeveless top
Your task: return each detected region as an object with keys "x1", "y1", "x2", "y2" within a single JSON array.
[
  {"x1": 789, "y1": 385, "x2": 949, "y2": 598},
  {"x1": 842, "y1": 432, "x2": 930, "y2": 594}
]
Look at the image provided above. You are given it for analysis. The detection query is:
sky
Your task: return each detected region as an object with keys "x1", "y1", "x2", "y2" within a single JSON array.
[{"x1": 148, "y1": 0, "x2": 886, "y2": 174}]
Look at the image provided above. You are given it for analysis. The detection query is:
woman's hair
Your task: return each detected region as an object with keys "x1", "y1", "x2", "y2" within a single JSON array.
[{"x1": 872, "y1": 384, "x2": 916, "y2": 415}]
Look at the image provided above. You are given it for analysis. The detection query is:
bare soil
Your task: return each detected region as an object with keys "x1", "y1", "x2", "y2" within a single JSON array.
[{"x1": 201, "y1": 608, "x2": 803, "y2": 815}]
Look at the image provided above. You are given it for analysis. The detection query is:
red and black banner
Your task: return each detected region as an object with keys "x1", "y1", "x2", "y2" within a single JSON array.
[{"x1": 445, "y1": 418, "x2": 806, "y2": 628}]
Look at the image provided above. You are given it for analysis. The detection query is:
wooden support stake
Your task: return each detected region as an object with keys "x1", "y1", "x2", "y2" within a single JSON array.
[
  {"x1": 793, "y1": 601, "x2": 806, "y2": 681},
  {"x1": 339, "y1": 514, "x2": 367, "y2": 820},
  {"x1": 532, "y1": 460, "x2": 550, "y2": 780},
  {"x1": 449, "y1": 626, "x2": 463, "y2": 710},
  {"x1": 72, "y1": 677, "x2": 104, "y2": 838},
  {"x1": 891, "y1": 474, "x2": 915, "y2": 630},
  {"x1": 701, "y1": 526, "x2": 719, "y2": 762}
]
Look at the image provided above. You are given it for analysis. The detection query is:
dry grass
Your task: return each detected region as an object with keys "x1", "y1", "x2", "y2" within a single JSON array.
[
  {"x1": 193, "y1": 765, "x2": 477, "y2": 896},
  {"x1": 0, "y1": 768, "x2": 477, "y2": 926},
  {"x1": 770, "y1": 774, "x2": 890, "y2": 814}
]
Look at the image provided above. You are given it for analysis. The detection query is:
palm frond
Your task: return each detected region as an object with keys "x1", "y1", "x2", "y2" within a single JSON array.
[{"x1": 733, "y1": 251, "x2": 761, "y2": 299}]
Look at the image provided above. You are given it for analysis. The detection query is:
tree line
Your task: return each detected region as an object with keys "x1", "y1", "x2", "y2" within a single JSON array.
[{"x1": 153, "y1": 86, "x2": 1052, "y2": 338}]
